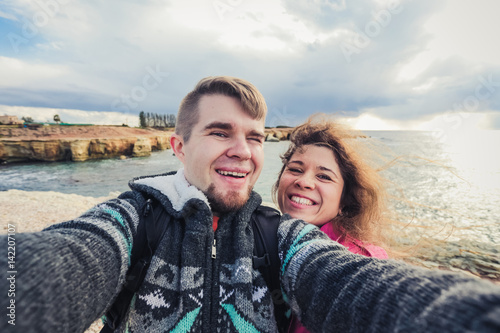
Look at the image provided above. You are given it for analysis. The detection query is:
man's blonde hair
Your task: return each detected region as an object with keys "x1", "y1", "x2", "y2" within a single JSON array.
[{"x1": 175, "y1": 76, "x2": 267, "y2": 142}]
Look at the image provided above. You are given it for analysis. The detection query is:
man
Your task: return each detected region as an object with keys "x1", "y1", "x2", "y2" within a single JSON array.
[
  {"x1": 1, "y1": 76, "x2": 499, "y2": 333},
  {"x1": 171, "y1": 79, "x2": 266, "y2": 216}
]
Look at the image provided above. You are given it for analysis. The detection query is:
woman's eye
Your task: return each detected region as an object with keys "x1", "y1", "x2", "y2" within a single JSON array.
[
  {"x1": 287, "y1": 167, "x2": 302, "y2": 173},
  {"x1": 318, "y1": 174, "x2": 332, "y2": 181}
]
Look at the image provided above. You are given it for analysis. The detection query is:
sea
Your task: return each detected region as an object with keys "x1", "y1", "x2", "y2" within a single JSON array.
[{"x1": 1, "y1": 130, "x2": 500, "y2": 251}]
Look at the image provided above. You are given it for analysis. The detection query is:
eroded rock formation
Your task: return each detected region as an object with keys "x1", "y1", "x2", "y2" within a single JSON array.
[
  {"x1": 0, "y1": 136, "x2": 172, "y2": 163},
  {"x1": 0, "y1": 126, "x2": 172, "y2": 163}
]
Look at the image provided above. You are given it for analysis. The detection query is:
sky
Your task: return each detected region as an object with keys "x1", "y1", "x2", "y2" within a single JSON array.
[{"x1": 1, "y1": 0, "x2": 500, "y2": 134}]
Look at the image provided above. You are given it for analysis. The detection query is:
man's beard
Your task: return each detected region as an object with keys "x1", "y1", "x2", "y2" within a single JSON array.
[{"x1": 204, "y1": 183, "x2": 253, "y2": 214}]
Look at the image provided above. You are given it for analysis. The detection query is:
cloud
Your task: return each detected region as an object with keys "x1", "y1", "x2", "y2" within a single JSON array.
[
  {"x1": 0, "y1": 56, "x2": 69, "y2": 88},
  {"x1": 0, "y1": 0, "x2": 499, "y2": 130},
  {"x1": 0, "y1": 9, "x2": 17, "y2": 21},
  {"x1": 0, "y1": 104, "x2": 138, "y2": 126}
]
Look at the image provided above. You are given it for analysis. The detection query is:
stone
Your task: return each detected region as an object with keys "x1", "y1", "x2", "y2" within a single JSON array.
[
  {"x1": 70, "y1": 140, "x2": 91, "y2": 162},
  {"x1": 132, "y1": 137, "x2": 152, "y2": 157},
  {"x1": 266, "y1": 134, "x2": 279, "y2": 142}
]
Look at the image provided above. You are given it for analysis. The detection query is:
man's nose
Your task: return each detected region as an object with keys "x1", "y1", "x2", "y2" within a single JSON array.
[{"x1": 227, "y1": 137, "x2": 251, "y2": 160}]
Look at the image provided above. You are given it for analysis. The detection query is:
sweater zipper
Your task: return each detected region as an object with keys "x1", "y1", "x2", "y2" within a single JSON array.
[
  {"x1": 211, "y1": 238, "x2": 216, "y2": 259},
  {"x1": 209, "y1": 233, "x2": 217, "y2": 331}
]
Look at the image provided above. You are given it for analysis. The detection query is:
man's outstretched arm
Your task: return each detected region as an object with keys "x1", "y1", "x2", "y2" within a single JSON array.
[
  {"x1": 279, "y1": 216, "x2": 500, "y2": 333},
  {"x1": 0, "y1": 193, "x2": 142, "y2": 333}
]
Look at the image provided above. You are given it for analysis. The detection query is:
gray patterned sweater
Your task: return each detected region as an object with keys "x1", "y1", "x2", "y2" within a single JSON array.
[{"x1": 1, "y1": 170, "x2": 500, "y2": 332}]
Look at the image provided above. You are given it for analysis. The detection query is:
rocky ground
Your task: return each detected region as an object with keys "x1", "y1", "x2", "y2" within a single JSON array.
[{"x1": 0, "y1": 190, "x2": 117, "y2": 332}]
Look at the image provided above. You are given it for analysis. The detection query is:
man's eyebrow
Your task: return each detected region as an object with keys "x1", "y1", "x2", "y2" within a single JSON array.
[
  {"x1": 203, "y1": 121, "x2": 233, "y2": 131},
  {"x1": 249, "y1": 129, "x2": 266, "y2": 138},
  {"x1": 203, "y1": 122, "x2": 265, "y2": 138}
]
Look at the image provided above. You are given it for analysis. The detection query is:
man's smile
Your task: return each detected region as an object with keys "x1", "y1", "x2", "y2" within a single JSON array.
[{"x1": 216, "y1": 169, "x2": 248, "y2": 178}]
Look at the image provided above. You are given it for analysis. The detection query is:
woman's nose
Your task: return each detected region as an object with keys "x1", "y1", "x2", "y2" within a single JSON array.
[{"x1": 295, "y1": 174, "x2": 315, "y2": 189}]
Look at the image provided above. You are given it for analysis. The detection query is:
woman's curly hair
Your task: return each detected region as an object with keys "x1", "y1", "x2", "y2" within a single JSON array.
[{"x1": 272, "y1": 114, "x2": 389, "y2": 247}]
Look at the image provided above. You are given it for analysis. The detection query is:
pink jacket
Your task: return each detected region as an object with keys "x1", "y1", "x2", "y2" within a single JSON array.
[{"x1": 288, "y1": 223, "x2": 388, "y2": 333}]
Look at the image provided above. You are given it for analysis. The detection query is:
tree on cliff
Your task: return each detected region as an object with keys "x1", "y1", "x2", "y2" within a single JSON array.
[
  {"x1": 139, "y1": 111, "x2": 175, "y2": 128},
  {"x1": 22, "y1": 116, "x2": 34, "y2": 123},
  {"x1": 54, "y1": 114, "x2": 61, "y2": 124},
  {"x1": 139, "y1": 111, "x2": 147, "y2": 128}
]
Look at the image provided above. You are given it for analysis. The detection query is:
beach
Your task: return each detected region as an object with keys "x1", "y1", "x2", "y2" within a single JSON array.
[{"x1": 0, "y1": 190, "x2": 116, "y2": 332}]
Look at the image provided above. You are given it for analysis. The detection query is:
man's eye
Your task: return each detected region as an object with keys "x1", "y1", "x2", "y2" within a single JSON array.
[
  {"x1": 211, "y1": 132, "x2": 227, "y2": 138},
  {"x1": 249, "y1": 137, "x2": 264, "y2": 143}
]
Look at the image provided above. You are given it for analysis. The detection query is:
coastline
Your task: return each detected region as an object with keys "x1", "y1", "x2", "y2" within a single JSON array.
[{"x1": 0, "y1": 125, "x2": 174, "y2": 163}]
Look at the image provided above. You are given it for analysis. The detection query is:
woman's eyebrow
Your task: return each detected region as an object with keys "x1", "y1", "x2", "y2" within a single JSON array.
[{"x1": 318, "y1": 166, "x2": 340, "y2": 179}]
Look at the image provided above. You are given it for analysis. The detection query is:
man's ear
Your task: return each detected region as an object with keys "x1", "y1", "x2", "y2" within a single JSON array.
[{"x1": 170, "y1": 133, "x2": 186, "y2": 163}]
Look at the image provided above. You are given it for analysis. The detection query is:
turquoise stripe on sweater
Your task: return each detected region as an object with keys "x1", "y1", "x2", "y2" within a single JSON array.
[
  {"x1": 102, "y1": 208, "x2": 133, "y2": 264},
  {"x1": 221, "y1": 304, "x2": 261, "y2": 333},
  {"x1": 281, "y1": 224, "x2": 317, "y2": 276},
  {"x1": 171, "y1": 307, "x2": 201, "y2": 333}
]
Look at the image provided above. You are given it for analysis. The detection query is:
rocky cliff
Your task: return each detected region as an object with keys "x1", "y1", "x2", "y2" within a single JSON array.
[
  {"x1": 265, "y1": 127, "x2": 293, "y2": 142},
  {"x1": 0, "y1": 126, "x2": 172, "y2": 163}
]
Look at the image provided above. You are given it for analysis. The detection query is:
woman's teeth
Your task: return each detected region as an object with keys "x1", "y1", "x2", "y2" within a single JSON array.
[{"x1": 291, "y1": 196, "x2": 314, "y2": 206}]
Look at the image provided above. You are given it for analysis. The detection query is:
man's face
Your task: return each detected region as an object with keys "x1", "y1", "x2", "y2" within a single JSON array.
[{"x1": 171, "y1": 94, "x2": 266, "y2": 214}]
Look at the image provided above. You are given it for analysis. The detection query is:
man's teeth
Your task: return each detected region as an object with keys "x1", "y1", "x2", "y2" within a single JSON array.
[
  {"x1": 217, "y1": 170, "x2": 246, "y2": 178},
  {"x1": 291, "y1": 196, "x2": 314, "y2": 206}
]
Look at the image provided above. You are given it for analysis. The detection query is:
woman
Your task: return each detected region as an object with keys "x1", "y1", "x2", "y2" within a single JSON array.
[{"x1": 273, "y1": 115, "x2": 391, "y2": 332}]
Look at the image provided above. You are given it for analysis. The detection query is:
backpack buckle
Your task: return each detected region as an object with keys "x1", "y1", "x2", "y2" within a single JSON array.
[{"x1": 253, "y1": 253, "x2": 271, "y2": 269}]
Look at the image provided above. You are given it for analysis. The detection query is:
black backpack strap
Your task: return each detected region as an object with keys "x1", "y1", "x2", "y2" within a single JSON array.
[
  {"x1": 251, "y1": 205, "x2": 290, "y2": 332},
  {"x1": 101, "y1": 198, "x2": 170, "y2": 332}
]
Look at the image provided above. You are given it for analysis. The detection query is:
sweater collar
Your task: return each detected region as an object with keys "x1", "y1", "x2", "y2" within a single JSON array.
[
  {"x1": 130, "y1": 169, "x2": 262, "y2": 218},
  {"x1": 131, "y1": 168, "x2": 210, "y2": 213}
]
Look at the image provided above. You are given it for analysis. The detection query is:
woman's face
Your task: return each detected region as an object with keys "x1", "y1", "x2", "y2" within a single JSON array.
[{"x1": 277, "y1": 144, "x2": 344, "y2": 226}]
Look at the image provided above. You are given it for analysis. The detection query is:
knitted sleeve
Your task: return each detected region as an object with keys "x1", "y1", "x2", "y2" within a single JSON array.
[
  {"x1": 278, "y1": 216, "x2": 500, "y2": 333},
  {"x1": 0, "y1": 192, "x2": 143, "y2": 333}
]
